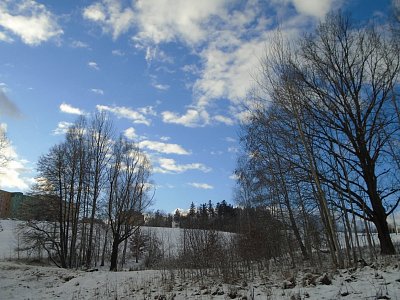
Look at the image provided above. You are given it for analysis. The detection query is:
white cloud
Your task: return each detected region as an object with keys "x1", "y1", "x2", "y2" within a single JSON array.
[
  {"x1": 124, "y1": 127, "x2": 137, "y2": 140},
  {"x1": 149, "y1": 73, "x2": 170, "y2": 91},
  {"x1": 133, "y1": 0, "x2": 229, "y2": 45},
  {"x1": 138, "y1": 106, "x2": 157, "y2": 116},
  {"x1": 82, "y1": 0, "x2": 234, "y2": 46},
  {"x1": 0, "y1": 0, "x2": 63, "y2": 46},
  {"x1": 229, "y1": 173, "x2": 239, "y2": 180},
  {"x1": 59, "y1": 103, "x2": 84, "y2": 115},
  {"x1": 0, "y1": 123, "x2": 33, "y2": 190},
  {"x1": 145, "y1": 46, "x2": 174, "y2": 64},
  {"x1": 0, "y1": 31, "x2": 12, "y2": 42},
  {"x1": 91, "y1": 88, "x2": 104, "y2": 95},
  {"x1": 83, "y1": 1, "x2": 135, "y2": 39},
  {"x1": 193, "y1": 32, "x2": 271, "y2": 108},
  {"x1": 152, "y1": 83, "x2": 170, "y2": 91},
  {"x1": 157, "y1": 183, "x2": 175, "y2": 189},
  {"x1": 83, "y1": 3, "x2": 106, "y2": 22},
  {"x1": 214, "y1": 115, "x2": 234, "y2": 126},
  {"x1": 225, "y1": 137, "x2": 236, "y2": 143},
  {"x1": 53, "y1": 121, "x2": 73, "y2": 135},
  {"x1": 96, "y1": 104, "x2": 153, "y2": 126},
  {"x1": 154, "y1": 158, "x2": 211, "y2": 174},
  {"x1": 138, "y1": 140, "x2": 190, "y2": 155},
  {"x1": 88, "y1": 61, "x2": 100, "y2": 70},
  {"x1": 161, "y1": 109, "x2": 209, "y2": 127},
  {"x1": 188, "y1": 182, "x2": 214, "y2": 189},
  {"x1": 83, "y1": 0, "x2": 337, "y2": 128},
  {"x1": 210, "y1": 150, "x2": 224, "y2": 155},
  {"x1": 71, "y1": 40, "x2": 89, "y2": 48},
  {"x1": 160, "y1": 136, "x2": 170, "y2": 142},
  {"x1": 291, "y1": 0, "x2": 334, "y2": 18},
  {"x1": 112, "y1": 49, "x2": 124, "y2": 56},
  {"x1": 150, "y1": 2, "x2": 270, "y2": 127},
  {"x1": 182, "y1": 64, "x2": 200, "y2": 75}
]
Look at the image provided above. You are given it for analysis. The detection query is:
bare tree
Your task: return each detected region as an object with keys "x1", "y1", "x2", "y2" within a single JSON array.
[
  {"x1": 297, "y1": 14, "x2": 399, "y2": 255},
  {"x1": 107, "y1": 137, "x2": 152, "y2": 271},
  {"x1": 85, "y1": 112, "x2": 113, "y2": 268},
  {"x1": 245, "y1": 13, "x2": 400, "y2": 256}
]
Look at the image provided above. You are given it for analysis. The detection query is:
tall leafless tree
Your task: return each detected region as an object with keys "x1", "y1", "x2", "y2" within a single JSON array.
[
  {"x1": 243, "y1": 13, "x2": 399, "y2": 256},
  {"x1": 85, "y1": 112, "x2": 113, "y2": 268},
  {"x1": 107, "y1": 137, "x2": 152, "y2": 271}
]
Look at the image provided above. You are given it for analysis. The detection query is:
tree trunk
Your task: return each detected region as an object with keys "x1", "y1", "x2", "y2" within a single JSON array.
[
  {"x1": 373, "y1": 216, "x2": 396, "y2": 255},
  {"x1": 110, "y1": 237, "x2": 120, "y2": 271},
  {"x1": 100, "y1": 228, "x2": 108, "y2": 267}
]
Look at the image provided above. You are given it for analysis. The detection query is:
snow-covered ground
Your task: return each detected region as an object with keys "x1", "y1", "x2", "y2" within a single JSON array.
[
  {"x1": 0, "y1": 219, "x2": 21, "y2": 260},
  {"x1": 0, "y1": 259, "x2": 399, "y2": 299},
  {"x1": 0, "y1": 219, "x2": 399, "y2": 299}
]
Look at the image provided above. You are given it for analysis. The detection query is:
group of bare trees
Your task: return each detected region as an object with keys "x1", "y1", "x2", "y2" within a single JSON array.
[
  {"x1": 236, "y1": 12, "x2": 400, "y2": 268},
  {"x1": 21, "y1": 112, "x2": 152, "y2": 270}
]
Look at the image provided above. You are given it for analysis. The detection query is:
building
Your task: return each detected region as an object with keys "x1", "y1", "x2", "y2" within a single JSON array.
[
  {"x1": 0, "y1": 190, "x2": 12, "y2": 218},
  {"x1": 0, "y1": 190, "x2": 39, "y2": 220}
]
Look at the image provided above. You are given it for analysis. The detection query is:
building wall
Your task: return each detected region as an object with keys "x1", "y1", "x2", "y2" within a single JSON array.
[
  {"x1": 0, "y1": 190, "x2": 36, "y2": 219},
  {"x1": 0, "y1": 190, "x2": 12, "y2": 218},
  {"x1": 10, "y1": 192, "x2": 26, "y2": 219}
]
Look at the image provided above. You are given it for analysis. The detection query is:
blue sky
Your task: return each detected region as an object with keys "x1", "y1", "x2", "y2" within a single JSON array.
[{"x1": 0, "y1": 0, "x2": 393, "y2": 213}]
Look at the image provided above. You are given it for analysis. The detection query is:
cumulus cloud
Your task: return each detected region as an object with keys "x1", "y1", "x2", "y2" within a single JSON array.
[
  {"x1": 53, "y1": 121, "x2": 73, "y2": 135},
  {"x1": 161, "y1": 109, "x2": 209, "y2": 127},
  {"x1": 188, "y1": 182, "x2": 214, "y2": 189},
  {"x1": 160, "y1": 136, "x2": 170, "y2": 141},
  {"x1": 88, "y1": 61, "x2": 100, "y2": 70},
  {"x1": 291, "y1": 0, "x2": 334, "y2": 18},
  {"x1": 124, "y1": 127, "x2": 137, "y2": 140},
  {"x1": 112, "y1": 49, "x2": 124, "y2": 56},
  {"x1": 71, "y1": 40, "x2": 89, "y2": 48},
  {"x1": 153, "y1": 2, "x2": 271, "y2": 127},
  {"x1": 214, "y1": 115, "x2": 234, "y2": 126},
  {"x1": 91, "y1": 88, "x2": 104, "y2": 95},
  {"x1": 152, "y1": 83, "x2": 170, "y2": 91},
  {"x1": 96, "y1": 104, "x2": 154, "y2": 126},
  {"x1": 154, "y1": 158, "x2": 211, "y2": 174},
  {"x1": 138, "y1": 140, "x2": 190, "y2": 155},
  {"x1": 0, "y1": 123, "x2": 33, "y2": 190},
  {"x1": 145, "y1": 46, "x2": 174, "y2": 65},
  {"x1": 0, "y1": 0, "x2": 63, "y2": 46},
  {"x1": 83, "y1": 0, "x2": 338, "y2": 128},
  {"x1": 0, "y1": 31, "x2": 13, "y2": 42},
  {"x1": 59, "y1": 103, "x2": 84, "y2": 115},
  {"x1": 83, "y1": 1, "x2": 135, "y2": 39},
  {"x1": 133, "y1": 0, "x2": 229, "y2": 45},
  {"x1": 0, "y1": 90, "x2": 21, "y2": 118}
]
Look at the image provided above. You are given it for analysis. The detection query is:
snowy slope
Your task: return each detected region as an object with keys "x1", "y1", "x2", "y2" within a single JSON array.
[
  {"x1": 0, "y1": 219, "x2": 21, "y2": 260},
  {"x1": 0, "y1": 219, "x2": 400, "y2": 299},
  {"x1": 0, "y1": 260, "x2": 399, "y2": 299}
]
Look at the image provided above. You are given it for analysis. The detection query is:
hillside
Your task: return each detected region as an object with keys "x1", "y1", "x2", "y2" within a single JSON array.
[{"x1": 1, "y1": 219, "x2": 400, "y2": 299}]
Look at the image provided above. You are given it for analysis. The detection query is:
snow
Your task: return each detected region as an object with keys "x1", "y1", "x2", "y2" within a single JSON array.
[
  {"x1": 0, "y1": 219, "x2": 21, "y2": 260},
  {"x1": 0, "y1": 260, "x2": 399, "y2": 299},
  {"x1": 142, "y1": 226, "x2": 183, "y2": 257},
  {"x1": 0, "y1": 219, "x2": 399, "y2": 299}
]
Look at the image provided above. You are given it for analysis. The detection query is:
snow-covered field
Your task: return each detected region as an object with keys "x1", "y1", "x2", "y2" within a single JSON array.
[{"x1": 1, "y1": 219, "x2": 399, "y2": 299}]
